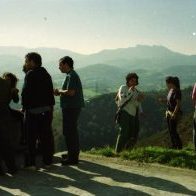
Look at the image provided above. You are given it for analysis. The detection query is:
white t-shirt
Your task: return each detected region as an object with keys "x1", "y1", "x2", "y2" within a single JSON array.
[{"x1": 116, "y1": 85, "x2": 142, "y2": 117}]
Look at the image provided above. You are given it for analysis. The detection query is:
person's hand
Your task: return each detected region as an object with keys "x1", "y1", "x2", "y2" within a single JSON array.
[
  {"x1": 54, "y1": 89, "x2": 60, "y2": 96},
  {"x1": 171, "y1": 112, "x2": 177, "y2": 119},
  {"x1": 136, "y1": 93, "x2": 144, "y2": 102},
  {"x1": 19, "y1": 108, "x2": 24, "y2": 113}
]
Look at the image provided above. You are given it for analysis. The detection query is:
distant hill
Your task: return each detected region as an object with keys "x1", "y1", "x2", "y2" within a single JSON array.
[{"x1": 0, "y1": 45, "x2": 195, "y2": 91}]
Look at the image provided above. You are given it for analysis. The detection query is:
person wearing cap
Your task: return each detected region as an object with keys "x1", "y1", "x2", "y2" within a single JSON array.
[
  {"x1": 115, "y1": 73, "x2": 144, "y2": 153},
  {"x1": 192, "y1": 83, "x2": 196, "y2": 151}
]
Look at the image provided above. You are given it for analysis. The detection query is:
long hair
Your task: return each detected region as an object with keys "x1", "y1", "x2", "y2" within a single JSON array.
[{"x1": 173, "y1": 77, "x2": 181, "y2": 90}]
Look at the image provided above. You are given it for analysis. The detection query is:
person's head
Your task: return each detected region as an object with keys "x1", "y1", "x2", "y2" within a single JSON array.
[
  {"x1": 3, "y1": 72, "x2": 18, "y2": 88},
  {"x1": 165, "y1": 76, "x2": 174, "y2": 90},
  {"x1": 24, "y1": 52, "x2": 42, "y2": 71},
  {"x1": 126, "y1": 73, "x2": 139, "y2": 87},
  {"x1": 173, "y1": 77, "x2": 181, "y2": 90},
  {"x1": 165, "y1": 76, "x2": 181, "y2": 90},
  {"x1": 59, "y1": 56, "x2": 74, "y2": 73}
]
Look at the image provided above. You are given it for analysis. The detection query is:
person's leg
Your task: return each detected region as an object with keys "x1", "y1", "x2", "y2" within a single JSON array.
[
  {"x1": 193, "y1": 110, "x2": 196, "y2": 151},
  {"x1": 10, "y1": 108, "x2": 26, "y2": 145},
  {"x1": 25, "y1": 113, "x2": 38, "y2": 167},
  {"x1": 62, "y1": 108, "x2": 81, "y2": 163},
  {"x1": 38, "y1": 111, "x2": 54, "y2": 165},
  {"x1": 127, "y1": 112, "x2": 139, "y2": 149},
  {"x1": 169, "y1": 117, "x2": 182, "y2": 149},
  {"x1": 0, "y1": 116, "x2": 17, "y2": 174},
  {"x1": 115, "y1": 111, "x2": 131, "y2": 153},
  {"x1": 0, "y1": 134, "x2": 17, "y2": 174}
]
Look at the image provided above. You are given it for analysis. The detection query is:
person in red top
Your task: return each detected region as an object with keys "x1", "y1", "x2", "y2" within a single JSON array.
[{"x1": 192, "y1": 83, "x2": 196, "y2": 151}]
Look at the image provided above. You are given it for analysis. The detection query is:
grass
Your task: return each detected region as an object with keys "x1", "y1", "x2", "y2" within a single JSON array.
[{"x1": 86, "y1": 146, "x2": 196, "y2": 170}]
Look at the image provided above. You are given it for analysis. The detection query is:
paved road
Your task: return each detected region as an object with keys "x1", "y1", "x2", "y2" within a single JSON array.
[{"x1": 0, "y1": 154, "x2": 196, "y2": 196}]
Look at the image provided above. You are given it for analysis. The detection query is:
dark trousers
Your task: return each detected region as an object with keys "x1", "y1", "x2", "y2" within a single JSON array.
[
  {"x1": 0, "y1": 112, "x2": 17, "y2": 173},
  {"x1": 25, "y1": 111, "x2": 54, "y2": 166},
  {"x1": 62, "y1": 108, "x2": 81, "y2": 161},
  {"x1": 115, "y1": 110, "x2": 140, "y2": 153},
  {"x1": 167, "y1": 116, "x2": 182, "y2": 149},
  {"x1": 193, "y1": 110, "x2": 196, "y2": 151},
  {"x1": 9, "y1": 108, "x2": 26, "y2": 144}
]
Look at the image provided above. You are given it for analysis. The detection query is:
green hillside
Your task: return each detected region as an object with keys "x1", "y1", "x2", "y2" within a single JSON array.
[{"x1": 53, "y1": 87, "x2": 194, "y2": 151}]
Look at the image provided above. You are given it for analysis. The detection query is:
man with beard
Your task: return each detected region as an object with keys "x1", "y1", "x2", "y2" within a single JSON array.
[{"x1": 22, "y1": 52, "x2": 55, "y2": 169}]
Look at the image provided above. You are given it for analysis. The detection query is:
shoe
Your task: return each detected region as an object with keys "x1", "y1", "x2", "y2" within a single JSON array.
[
  {"x1": 61, "y1": 159, "x2": 78, "y2": 166},
  {"x1": 7, "y1": 168, "x2": 17, "y2": 175},
  {"x1": 61, "y1": 154, "x2": 68, "y2": 159}
]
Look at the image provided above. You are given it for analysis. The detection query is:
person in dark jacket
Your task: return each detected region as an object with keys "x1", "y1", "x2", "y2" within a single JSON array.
[{"x1": 21, "y1": 52, "x2": 55, "y2": 169}]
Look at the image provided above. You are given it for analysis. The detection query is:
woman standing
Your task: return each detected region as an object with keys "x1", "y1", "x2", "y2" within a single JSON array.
[
  {"x1": 160, "y1": 76, "x2": 182, "y2": 149},
  {"x1": 115, "y1": 73, "x2": 144, "y2": 153}
]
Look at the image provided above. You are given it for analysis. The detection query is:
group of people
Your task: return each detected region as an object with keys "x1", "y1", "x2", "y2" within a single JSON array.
[
  {"x1": 0, "y1": 53, "x2": 84, "y2": 175},
  {"x1": 115, "y1": 73, "x2": 196, "y2": 153},
  {"x1": 0, "y1": 51, "x2": 196, "y2": 176}
]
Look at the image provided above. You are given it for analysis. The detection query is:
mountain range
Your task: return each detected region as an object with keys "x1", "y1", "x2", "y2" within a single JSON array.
[{"x1": 0, "y1": 45, "x2": 195, "y2": 92}]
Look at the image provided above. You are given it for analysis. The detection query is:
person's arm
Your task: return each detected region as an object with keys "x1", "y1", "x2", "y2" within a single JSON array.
[
  {"x1": 58, "y1": 89, "x2": 75, "y2": 96},
  {"x1": 55, "y1": 74, "x2": 77, "y2": 97},
  {"x1": 11, "y1": 88, "x2": 19, "y2": 103},
  {"x1": 172, "y1": 99, "x2": 181, "y2": 119},
  {"x1": 192, "y1": 83, "x2": 196, "y2": 106}
]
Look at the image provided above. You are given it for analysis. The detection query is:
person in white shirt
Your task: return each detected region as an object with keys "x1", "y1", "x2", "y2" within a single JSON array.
[{"x1": 115, "y1": 73, "x2": 144, "y2": 153}]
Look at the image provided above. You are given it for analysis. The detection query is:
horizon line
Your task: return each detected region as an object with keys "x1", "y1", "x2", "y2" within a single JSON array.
[{"x1": 0, "y1": 44, "x2": 195, "y2": 56}]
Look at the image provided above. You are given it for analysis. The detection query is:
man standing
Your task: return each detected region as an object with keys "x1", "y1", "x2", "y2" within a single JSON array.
[
  {"x1": 54, "y1": 56, "x2": 84, "y2": 165},
  {"x1": 22, "y1": 52, "x2": 55, "y2": 169},
  {"x1": 192, "y1": 83, "x2": 196, "y2": 152}
]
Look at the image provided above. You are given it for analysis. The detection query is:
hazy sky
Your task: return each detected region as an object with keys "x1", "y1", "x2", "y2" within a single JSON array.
[{"x1": 0, "y1": 0, "x2": 196, "y2": 54}]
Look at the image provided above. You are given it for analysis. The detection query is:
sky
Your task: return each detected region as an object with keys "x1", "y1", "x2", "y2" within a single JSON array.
[{"x1": 0, "y1": 0, "x2": 196, "y2": 54}]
